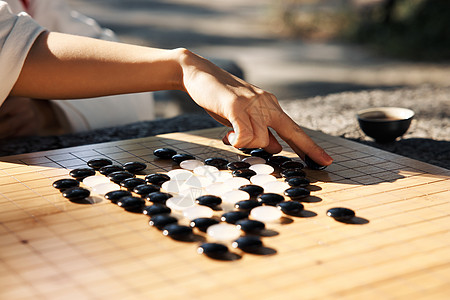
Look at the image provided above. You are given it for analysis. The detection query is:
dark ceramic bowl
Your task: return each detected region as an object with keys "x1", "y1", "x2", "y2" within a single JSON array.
[{"x1": 357, "y1": 107, "x2": 414, "y2": 143}]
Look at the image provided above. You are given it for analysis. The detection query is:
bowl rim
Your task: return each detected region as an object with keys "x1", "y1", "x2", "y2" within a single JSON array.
[{"x1": 357, "y1": 107, "x2": 415, "y2": 122}]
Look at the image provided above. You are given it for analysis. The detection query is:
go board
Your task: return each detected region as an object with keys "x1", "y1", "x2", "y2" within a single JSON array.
[{"x1": 1, "y1": 127, "x2": 449, "y2": 300}]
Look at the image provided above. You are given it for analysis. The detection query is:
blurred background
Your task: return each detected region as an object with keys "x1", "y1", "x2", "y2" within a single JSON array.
[{"x1": 66, "y1": 0, "x2": 449, "y2": 118}]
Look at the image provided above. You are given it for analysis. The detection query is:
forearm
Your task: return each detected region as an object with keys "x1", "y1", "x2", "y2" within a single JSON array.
[{"x1": 10, "y1": 31, "x2": 186, "y2": 99}]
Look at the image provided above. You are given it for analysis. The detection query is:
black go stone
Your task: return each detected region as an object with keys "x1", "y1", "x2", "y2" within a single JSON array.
[
  {"x1": 195, "y1": 195, "x2": 222, "y2": 208},
  {"x1": 143, "y1": 204, "x2": 171, "y2": 216},
  {"x1": 204, "y1": 157, "x2": 229, "y2": 170},
  {"x1": 197, "y1": 242, "x2": 230, "y2": 259},
  {"x1": 305, "y1": 155, "x2": 327, "y2": 170},
  {"x1": 145, "y1": 173, "x2": 170, "y2": 186},
  {"x1": 277, "y1": 201, "x2": 304, "y2": 214},
  {"x1": 236, "y1": 219, "x2": 265, "y2": 233},
  {"x1": 284, "y1": 187, "x2": 310, "y2": 200},
  {"x1": 280, "y1": 161, "x2": 304, "y2": 170},
  {"x1": 221, "y1": 211, "x2": 249, "y2": 224},
  {"x1": 120, "y1": 177, "x2": 146, "y2": 191},
  {"x1": 227, "y1": 161, "x2": 251, "y2": 171},
  {"x1": 239, "y1": 184, "x2": 264, "y2": 198},
  {"x1": 172, "y1": 153, "x2": 195, "y2": 164},
  {"x1": 267, "y1": 155, "x2": 292, "y2": 167},
  {"x1": 153, "y1": 148, "x2": 177, "y2": 159},
  {"x1": 281, "y1": 168, "x2": 306, "y2": 179},
  {"x1": 250, "y1": 148, "x2": 272, "y2": 160},
  {"x1": 133, "y1": 184, "x2": 160, "y2": 197},
  {"x1": 98, "y1": 165, "x2": 123, "y2": 176},
  {"x1": 107, "y1": 171, "x2": 134, "y2": 184},
  {"x1": 87, "y1": 158, "x2": 112, "y2": 170},
  {"x1": 149, "y1": 214, "x2": 178, "y2": 230},
  {"x1": 52, "y1": 178, "x2": 79, "y2": 191},
  {"x1": 117, "y1": 196, "x2": 145, "y2": 212},
  {"x1": 146, "y1": 192, "x2": 173, "y2": 204},
  {"x1": 234, "y1": 200, "x2": 261, "y2": 211},
  {"x1": 238, "y1": 148, "x2": 257, "y2": 154},
  {"x1": 232, "y1": 236, "x2": 263, "y2": 252},
  {"x1": 326, "y1": 207, "x2": 355, "y2": 221},
  {"x1": 123, "y1": 161, "x2": 147, "y2": 174},
  {"x1": 285, "y1": 176, "x2": 310, "y2": 187},
  {"x1": 257, "y1": 193, "x2": 285, "y2": 206},
  {"x1": 232, "y1": 168, "x2": 257, "y2": 179},
  {"x1": 62, "y1": 187, "x2": 90, "y2": 202},
  {"x1": 162, "y1": 224, "x2": 193, "y2": 240},
  {"x1": 69, "y1": 168, "x2": 95, "y2": 181},
  {"x1": 190, "y1": 218, "x2": 220, "y2": 232},
  {"x1": 104, "y1": 190, "x2": 132, "y2": 204}
]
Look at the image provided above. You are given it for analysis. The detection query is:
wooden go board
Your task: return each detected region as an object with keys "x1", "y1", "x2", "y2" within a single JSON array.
[{"x1": 1, "y1": 127, "x2": 449, "y2": 300}]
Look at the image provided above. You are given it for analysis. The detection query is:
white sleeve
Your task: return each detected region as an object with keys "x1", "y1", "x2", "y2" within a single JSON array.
[{"x1": 0, "y1": 1, "x2": 45, "y2": 105}]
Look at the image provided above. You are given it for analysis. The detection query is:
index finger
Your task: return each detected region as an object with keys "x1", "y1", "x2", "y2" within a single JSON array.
[{"x1": 273, "y1": 112, "x2": 333, "y2": 167}]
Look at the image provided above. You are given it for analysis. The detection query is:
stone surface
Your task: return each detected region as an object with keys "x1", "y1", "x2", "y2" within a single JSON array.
[
  {"x1": 69, "y1": 168, "x2": 95, "y2": 180},
  {"x1": 123, "y1": 161, "x2": 147, "y2": 173},
  {"x1": 98, "y1": 165, "x2": 123, "y2": 176},
  {"x1": 327, "y1": 207, "x2": 356, "y2": 221},
  {"x1": 145, "y1": 173, "x2": 171, "y2": 186},
  {"x1": 83, "y1": 175, "x2": 111, "y2": 188},
  {"x1": 107, "y1": 171, "x2": 134, "y2": 184},
  {"x1": 133, "y1": 184, "x2": 160, "y2": 196},
  {"x1": 143, "y1": 204, "x2": 171, "y2": 216},
  {"x1": 52, "y1": 178, "x2": 79, "y2": 191},
  {"x1": 227, "y1": 161, "x2": 251, "y2": 171},
  {"x1": 87, "y1": 158, "x2": 112, "y2": 170},
  {"x1": 207, "y1": 223, "x2": 241, "y2": 242},
  {"x1": 119, "y1": 177, "x2": 146, "y2": 190},
  {"x1": 153, "y1": 148, "x2": 177, "y2": 159},
  {"x1": 190, "y1": 217, "x2": 220, "y2": 232},
  {"x1": 104, "y1": 190, "x2": 132, "y2": 203},
  {"x1": 149, "y1": 214, "x2": 178, "y2": 230},
  {"x1": 250, "y1": 206, "x2": 282, "y2": 222},
  {"x1": 146, "y1": 192, "x2": 173, "y2": 204},
  {"x1": 62, "y1": 187, "x2": 90, "y2": 201},
  {"x1": 117, "y1": 196, "x2": 146, "y2": 212},
  {"x1": 92, "y1": 183, "x2": 121, "y2": 196}
]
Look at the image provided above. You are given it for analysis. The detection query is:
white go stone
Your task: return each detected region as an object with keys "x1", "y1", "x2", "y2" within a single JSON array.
[
  {"x1": 221, "y1": 190, "x2": 250, "y2": 205},
  {"x1": 193, "y1": 165, "x2": 219, "y2": 177},
  {"x1": 250, "y1": 206, "x2": 282, "y2": 222},
  {"x1": 180, "y1": 159, "x2": 204, "y2": 170},
  {"x1": 262, "y1": 180, "x2": 290, "y2": 194},
  {"x1": 206, "y1": 171, "x2": 233, "y2": 183},
  {"x1": 91, "y1": 182, "x2": 120, "y2": 195},
  {"x1": 178, "y1": 186, "x2": 205, "y2": 199},
  {"x1": 207, "y1": 223, "x2": 241, "y2": 242},
  {"x1": 242, "y1": 156, "x2": 266, "y2": 165},
  {"x1": 82, "y1": 175, "x2": 110, "y2": 188},
  {"x1": 249, "y1": 164, "x2": 274, "y2": 175},
  {"x1": 167, "y1": 169, "x2": 193, "y2": 180},
  {"x1": 191, "y1": 176, "x2": 214, "y2": 188},
  {"x1": 250, "y1": 174, "x2": 278, "y2": 186},
  {"x1": 161, "y1": 180, "x2": 185, "y2": 193},
  {"x1": 183, "y1": 205, "x2": 214, "y2": 220},
  {"x1": 223, "y1": 177, "x2": 251, "y2": 190},
  {"x1": 205, "y1": 182, "x2": 233, "y2": 196},
  {"x1": 166, "y1": 195, "x2": 195, "y2": 211}
]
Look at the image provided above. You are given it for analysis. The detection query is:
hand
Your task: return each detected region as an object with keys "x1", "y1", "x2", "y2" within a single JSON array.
[{"x1": 179, "y1": 51, "x2": 333, "y2": 167}]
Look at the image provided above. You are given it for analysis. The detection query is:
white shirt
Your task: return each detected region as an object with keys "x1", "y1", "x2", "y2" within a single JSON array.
[
  {"x1": 0, "y1": 1, "x2": 45, "y2": 105},
  {"x1": 0, "y1": 0, "x2": 154, "y2": 133}
]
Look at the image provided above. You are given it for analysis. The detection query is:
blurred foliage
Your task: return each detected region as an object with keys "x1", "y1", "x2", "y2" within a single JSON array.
[
  {"x1": 347, "y1": 0, "x2": 450, "y2": 61},
  {"x1": 271, "y1": 0, "x2": 450, "y2": 61}
]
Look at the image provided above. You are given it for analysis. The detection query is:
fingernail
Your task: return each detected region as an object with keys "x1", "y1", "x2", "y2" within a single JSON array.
[
  {"x1": 322, "y1": 149, "x2": 333, "y2": 164},
  {"x1": 228, "y1": 132, "x2": 237, "y2": 145}
]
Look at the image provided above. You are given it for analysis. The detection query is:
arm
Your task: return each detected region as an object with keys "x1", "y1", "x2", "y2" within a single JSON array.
[{"x1": 11, "y1": 31, "x2": 333, "y2": 166}]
